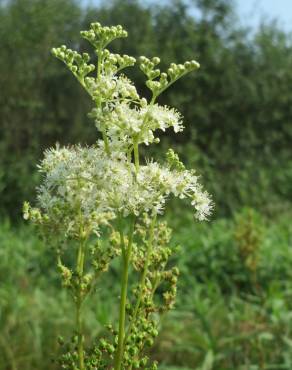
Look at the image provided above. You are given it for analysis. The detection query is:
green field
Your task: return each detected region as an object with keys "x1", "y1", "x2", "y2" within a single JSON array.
[{"x1": 1, "y1": 208, "x2": 292, "y2": 369}]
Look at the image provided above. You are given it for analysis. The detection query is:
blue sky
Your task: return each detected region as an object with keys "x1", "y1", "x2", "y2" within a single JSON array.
[
  {"x1": 237, "y1": 0, "x2": 292, "y2": 31},
  {"x1": 83, "y1": 0, "x2": 292, "y2": 31}
]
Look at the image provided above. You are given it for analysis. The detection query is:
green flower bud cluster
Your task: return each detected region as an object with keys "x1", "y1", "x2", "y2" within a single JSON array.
[
  {"x1": 52, "y1": 45, "x2": 95, "y2": 80},
  {"x1": 58, "y1": 263, "x2": 73, "y2": 288},
  {"x1": 85, "y1": 335, "x2": 117, "y2": 370},
  {"x1": 80, "y1": 22, "x2": 128, "y2": 49},
  {"x1": 90, "y1": 237, "x2": 121, "y2": 274},
  {"x1": 102, "y1": 49, "x2": 136, "y2": 74},
  {"x1": 139, "y1": 56, "x2": 166, "y2": 98},
  {"x1": 167, "y1": 60, "x2": 200, "y2": 81},
  {"x1": 140, "y1": 56, "x2": 200, "y2": 98},
  {"x1": 166, "y1": 148, "x2": 185, "y2": 171},
  {"x1": 58, "y1": 328, "x2": 118, "y2": 370},
  {"x1": 96, "y1": 337, "x2": 115, "y2": 358},
  {"x1": 23, "y1": 201, "x2": 42, "y2": 222},
  {"x1": 56, "y1": 334, "x2": 83, "y2": 370},
  {"x1": 139, "y1": 56, "x2": 161, "y2": 81},
  {"x1": 137, "y1": 220, "x2": 173, "y2": 272},
  {"x1": 134, "y1": 214, "x2": 171, "y2": 249},
  {"x1": 121, "y1": 316, "x2": 158, "y2": 369},
  {"x1": 146, "y1": 262, "x2": 179, "y2": 313},
  {"x1": 23, "y1": 201, "x2": 62, "y2": 242},
  {"x1": 160, "y1": 267, "x2": 180, "y2": 311},
  {"x1": 57, "y1": 261, "x2": 95, "y2": 298}
]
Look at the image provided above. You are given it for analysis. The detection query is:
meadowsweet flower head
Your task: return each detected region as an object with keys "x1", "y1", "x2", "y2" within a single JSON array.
[
  {"x1": 27, "y1": 19, "x2": 213, "y2": 233},
  {"x1": 144, "y1": 104, "x2": 184, "y2": 133}
]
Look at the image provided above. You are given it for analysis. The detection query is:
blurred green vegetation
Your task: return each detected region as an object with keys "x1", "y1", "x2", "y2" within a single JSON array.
[
  {"x1": 1, "y1": 0, "x2": 292, "y2": 368},
  {"x1": 1, "y1": 0, "x2": 292, "y2": 218}
]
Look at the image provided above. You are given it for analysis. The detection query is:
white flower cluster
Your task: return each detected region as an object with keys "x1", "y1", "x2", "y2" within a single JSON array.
[
  {"x1": 85, "y1": 73, "x2": 139, "y2": 103},
  {"x1": 27, "y1": 143, "x2": 212, "y2": 237},
  {"x1": 26, "y1": 22, "x2": 213, "y2": 240},
  {"x1": 137, "y1": 161, "x2": 212, "y2": 220},
  {"x1": 30, "y1": 145, "x2": 117, "y2": 238},
  {"x1": 92, "y1": 102, "x2": 183, "y2": 146}
]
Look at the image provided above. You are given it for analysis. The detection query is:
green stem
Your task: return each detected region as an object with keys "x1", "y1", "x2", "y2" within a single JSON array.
[
  {"x1": 156, "y1": 71, "x2": 190, "y2": 98},
  {"x1": 76, "y1": 295, "x2": 85, "y2": 370},
  {"x1": 125, "y1": 215, "x2": 156, "y2": 341},
  {"x1": 76, "y1": 238, "x2": 86, "y2": 370},
  {"x1": 150, "y1": 94, "x2": 156, "y2": 104},
  {"x1": 96, "y1": 47, "x2": 111, "y2": 157},
  {"x1": 133, "y1": 139, "x2": 139, "y2": 172},
  {"x1": 114, "y1": 218, "x2": 135, "y2": 370},
  {"x1": 102, "y1": 130, "x2": 110, "y2": 156},
  {"x1": 97, "y1": 48, "x2": 102, "y2": 78}
]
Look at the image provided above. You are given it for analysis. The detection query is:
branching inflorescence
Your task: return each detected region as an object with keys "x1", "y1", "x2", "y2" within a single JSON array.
[{"x1": 24, "y1": 22, "x2": 213, "y2": 370}]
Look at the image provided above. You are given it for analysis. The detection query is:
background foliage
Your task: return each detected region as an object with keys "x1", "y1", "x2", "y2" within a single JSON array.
[
  {"x1": 1, "y1": 0, "x2": 292, "y2": 368},
  {"x1": 1, "y1": 0, "x2": 292, "y2": 218}
]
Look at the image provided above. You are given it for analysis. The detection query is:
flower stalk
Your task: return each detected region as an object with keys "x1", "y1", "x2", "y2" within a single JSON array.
[
  {"x1": 115, "y1": 217, "x2": 135, "y2": 370},
  {"x1": 133, "y1": 139, "x2": 139, "y2": 172},
  {"x1": 76, "y1": 237, "x2": 86, "y2": 370}
]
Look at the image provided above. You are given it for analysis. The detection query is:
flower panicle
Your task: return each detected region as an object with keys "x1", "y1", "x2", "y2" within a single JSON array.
[{"x1": 26, "y1": 21, "x2": 213, "y2": 370}]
